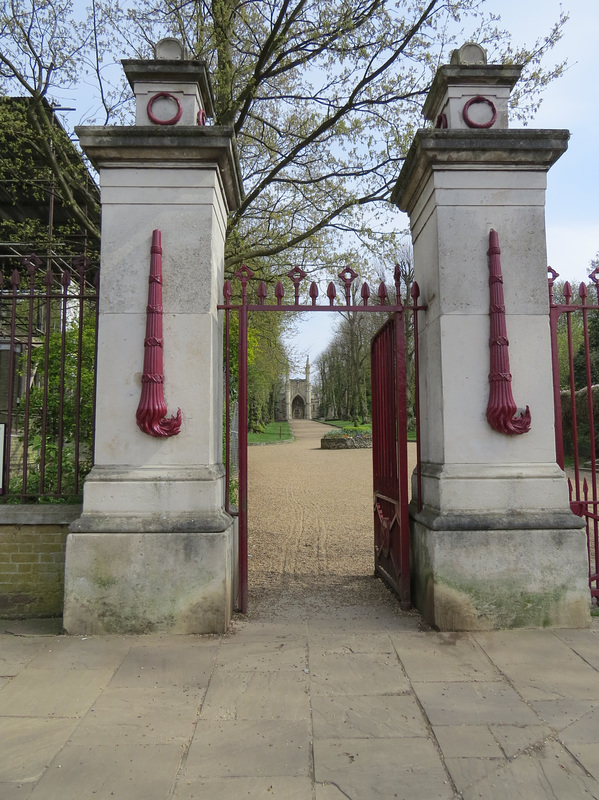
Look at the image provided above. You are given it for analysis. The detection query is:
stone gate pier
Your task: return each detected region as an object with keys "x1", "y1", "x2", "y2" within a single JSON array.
[
  {"x1": 63, "y1": 40, "x2": 242, "y2": 634},
  {"x1": 393, "y1": 44, "x2": 590, "y2": 630}
]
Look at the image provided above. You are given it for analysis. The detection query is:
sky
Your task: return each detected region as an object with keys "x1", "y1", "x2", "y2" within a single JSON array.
[{"x1": 286, "y1": 0, "x2": 599, "y2": 371}]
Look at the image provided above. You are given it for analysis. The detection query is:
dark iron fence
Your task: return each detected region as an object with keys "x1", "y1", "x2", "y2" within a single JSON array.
[
  {"x1": 549, "y1": 267, "x2": 599, "y2": 604},
  {"x1": 0, "y1": 253, "x2": 99, "y2": 502}
]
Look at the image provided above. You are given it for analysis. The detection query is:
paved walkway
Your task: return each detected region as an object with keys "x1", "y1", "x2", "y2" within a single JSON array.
[{"x1": 1, "y1": 421, "x2": 599, "y2": 799}]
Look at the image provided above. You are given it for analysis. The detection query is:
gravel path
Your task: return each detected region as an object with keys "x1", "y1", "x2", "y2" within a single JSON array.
[{"x1": 245, "y1": 419, "x2": 425, "y2": 628}]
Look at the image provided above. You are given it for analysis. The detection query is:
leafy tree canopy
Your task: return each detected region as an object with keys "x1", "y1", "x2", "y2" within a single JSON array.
[{"x1": 0, "y1": 0, "x2": 568, "y2": 277}]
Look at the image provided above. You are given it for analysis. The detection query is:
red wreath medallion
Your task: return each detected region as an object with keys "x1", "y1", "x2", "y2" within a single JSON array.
[{"x1": 147, "y1": 92, "x2": 183, "y2": 126}]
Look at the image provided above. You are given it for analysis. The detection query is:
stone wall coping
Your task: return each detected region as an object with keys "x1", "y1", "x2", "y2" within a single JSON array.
[
  {"x1": 410, "y1": 505, "x2": 585, "y2": 532},
  {"x1": 0, "y1": 504, "x2": 82, "y2": 525},
  {"x1": 422, "y1": 64, "x2": 523, "y2": 121},
  {"x1": 75, "y1": 125, "x2": 243, "y2": 211},
  {"x1": 391, "y1": 128, "x2": 570, "y2": 213},
  {"x1": 70, "y1": 510, "x2": 234, "y2": 534},
  {"x1": 84, "y1": 464, "x2": 226, "y2": 482},
  {"x1": 121, "y1": 59, "x2": 215, "y2": 117}
]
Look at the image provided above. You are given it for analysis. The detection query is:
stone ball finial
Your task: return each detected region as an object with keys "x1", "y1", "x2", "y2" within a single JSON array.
[
  {"x1": 450, "y1": 42, "x2": 487, "y2": 66},
  {"x1": 154, "y1": 38, "x2": 185, "y2": 60}
]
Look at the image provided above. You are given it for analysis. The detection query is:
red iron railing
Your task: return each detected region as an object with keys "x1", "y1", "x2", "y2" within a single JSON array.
[
  {"x1": 549, "y1": 266, "x2": 599, "y2": 604},
  {"x1": 220, "y1": 265, "x2": 425, "y2": 613},
  {"x1": 0, "y1": 253, "x2": 99, "y2": 501}
]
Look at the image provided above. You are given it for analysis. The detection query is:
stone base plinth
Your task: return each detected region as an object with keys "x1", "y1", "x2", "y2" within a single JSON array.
[
  {"x1": 410, "y1": 511, "x2": 591, "y2": 630},
  {"x1": 63, "y1": 520, "x2": 235, "y2": 634}
]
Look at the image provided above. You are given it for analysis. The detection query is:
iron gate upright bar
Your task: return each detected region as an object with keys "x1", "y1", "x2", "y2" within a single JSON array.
[{"x1": 549, "y1": 267, "x2": 599, "y2": 604}]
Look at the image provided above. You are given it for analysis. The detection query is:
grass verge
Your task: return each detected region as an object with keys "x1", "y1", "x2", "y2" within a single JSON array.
[{"x1": 248, "y1": 421, "x2": 294, "y2": 444}]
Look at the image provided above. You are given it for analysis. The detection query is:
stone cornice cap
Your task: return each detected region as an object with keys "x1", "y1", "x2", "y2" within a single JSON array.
[
  {"x1": 75, "y1": 125, "x2": 244, "y2": 210},
  {"x1": 391, "y1": 128, "x2": 569, "y2": 214},
  {"x1": 423, "y1": 64, "x2": 523, "y2": 123},
  {"x1": 122, "y1": 59, "x2": 215, "y2": 118}
]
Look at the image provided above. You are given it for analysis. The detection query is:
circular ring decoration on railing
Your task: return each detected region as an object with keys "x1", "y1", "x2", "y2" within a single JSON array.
[
  {"x1": 462, "y1": 95, "x2": 497, "y2": 129},
  {"x1": 147, "y1": 92, "x2": 183, "y2": 126}
]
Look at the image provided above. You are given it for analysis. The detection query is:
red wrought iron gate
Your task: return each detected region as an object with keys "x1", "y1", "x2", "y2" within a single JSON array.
[
  {"x1": 549, "y1": 267, "x2": 599, "y2": 605},
  {"x1": 220, "y1": 265, "x2": 423, "y2": 613},
  {"x1": 371, "y1": 317, "x2": 417, "y2": 610}
]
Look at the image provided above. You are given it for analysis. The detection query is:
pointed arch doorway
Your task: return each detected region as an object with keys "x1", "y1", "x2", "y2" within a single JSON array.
[{"x1": 292, "y1": 395, "x2": 306, "y2": 419}]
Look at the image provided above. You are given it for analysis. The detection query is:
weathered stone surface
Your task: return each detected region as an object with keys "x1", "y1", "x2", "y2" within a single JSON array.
[
  {"x1": 184, "y1": 720, "x2": 311, "y2": 779},
  {"x1": 313, "y1": 738, "x2": 454, "y2": 800},
  {"x1": 108, "y1": 636, "x2": 218, "y2": 688},
  {"x1": 474, "y1": 630, "x2": 599, "y2": 701},
  {"x1": 413, "y1": 681, "x2": 539, "y2": 726},
  {"x1": 312, "y1": 694, "x2": 428, "y2": 739},
  {"x1": 28, "y1": 742, "x2": 185, "y2": 800},
  {"x1": 309, "y1": 650, "x2": 409, "y2": 696},
  {"x1": 390, "y1": 630, "x2": 501, "y2": 682},
  {"x1": 173, "y1": 777, "x2": 314, "y2": 800},
  {"x1": 67, "y1": 60, "x2": 242, "y2": 635},
  {"x1": 63, "y1": 529, "x2": 235, "y2": 634},
  {"x1": 410, "y1": 523, "x2": 590, "y2": 630},
  {"x1": 200, "y1": 670, "x2": 310, "y2": 721},
  {"x1": 0, "y1": 667, "x2": 114, "y2": 717},
  {"x1": 0, "y1": 718, "x2": 79, "y2": 782},
  {"x1": 68, "y1": 686, "x2": 202, "y2": 744},
  {"x1": 460, "y1": 740, "x2": 599, "y2": 800}
]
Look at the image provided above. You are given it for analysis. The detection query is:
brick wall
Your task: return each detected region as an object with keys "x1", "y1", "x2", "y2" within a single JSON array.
[{"x1": 0, "y1": 506, "x2": 81, "y2": 618}]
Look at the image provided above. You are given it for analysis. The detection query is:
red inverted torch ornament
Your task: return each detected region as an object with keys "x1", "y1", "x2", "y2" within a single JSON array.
[
  {"x1": 136, "y1": 230, "x2": 182, "y2": 437},
  {"x1": 486, "y1": 229, "x2": 531, "y2": 435}
]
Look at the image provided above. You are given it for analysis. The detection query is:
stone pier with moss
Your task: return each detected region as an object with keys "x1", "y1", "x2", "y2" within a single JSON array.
[
  {"x1": 63, "y1": 41, "x2": 242, "y2": 634},
  {"x1": 392, "y1": 44, "x2": 590, "y2": 630}
]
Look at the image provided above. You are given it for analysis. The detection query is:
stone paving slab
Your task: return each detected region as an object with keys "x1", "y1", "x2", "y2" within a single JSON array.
[
  {"x1": 0, "y1": 717, "x2": 79, "y2": 783},
  {"x1": 214, "y1": 638, "x2": 307, "y2": 671},
  {"x1": 460, "y1": 739, "x2": 599, "y2": 800},
  {"x1": 553, "y1": 628, "x2": 599, "y2": 669},
  {"x1": 311, "y1": 693, "x2": 427, "y2": 739},
  {"x1": 172, "y1": 776, "x2": 314, "y2": 800},
  {"x1": 185, "y1": 719, "x2": 311, "y2": 779},
  {"x1": 308, "y1": 632, "x2": 396, "y2": 656},
  {"x1": 69, "y1": 686, "x2": 202, "y2": 745},
  {"x1": 0, "y1": 637, "x2": 48, "y2": 677},
  {"x1": 108, "y1": 638, "x2": 219, "y2": 690},
  {"x1": 0, "y1": 622, "x2": 598, "y2": 799},
  {"x1": 529, "y1": 698, "x2": 599, "y2": 731},
  {"x1": 201, "y1": 669, "x2": 310, "y2": 720},
  {"x1": 27, "y1": 742, "x2": 185, "y2": 800},
  {"x1": 474, "y1": 630, "x2": 599, "y2": 701},
  {"x1": 27, "y1": 635, "x2": 132, "y2": 671},
  {"x1": 313, "y1": 737, "x2": 455, "y2": 800},
  {"x1": 309, "y1": 650, "x2": 410, "y2": 696},
  {"x1": 0, "y1": 667, "x2": 115, "y2": 717},
  {"x1": 413, "y1": 680, "x2": 541, "y2": 726},
  {"x1": 390, "y1": 631, "x2": 501, "y2": 682},
  {"x1": 488, "y1": 723, "x2": 553, "y2": 758}
]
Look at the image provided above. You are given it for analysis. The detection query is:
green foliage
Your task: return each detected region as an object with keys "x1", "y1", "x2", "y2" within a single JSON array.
[
  {"x1": 4, "y1": 311, "x2": 96, "y2": 502},
  {"x1": 315, "y1": 256, "x2": 415, "y2": 424},
  {"x1": 323, "y1": 424, "x2": 371, "y2": 439},
  {"x1": 573, "y1": 314, "x2": 599, "y2": 391},
  {"x1": 0, "y1": 0, "x2": 570, "y2": 277},
  {"x1": 0, "y1": 98, "x2": 100, "y2": 253}
]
